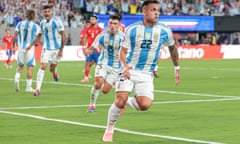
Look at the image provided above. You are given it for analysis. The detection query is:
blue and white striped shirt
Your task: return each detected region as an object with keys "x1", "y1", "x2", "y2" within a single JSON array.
[
  {"x1": 121, "y1": 21, "x2": 175, "y2": 72},
  {"x1": 16, "y1": 20, "x2": 41, "y2": 51},
  {"x1": 92, "y1": 29, "x2": 124, "y2": 69},
  {"x1": 40, "y1": 17, "x2": 64, "y2": 50}
]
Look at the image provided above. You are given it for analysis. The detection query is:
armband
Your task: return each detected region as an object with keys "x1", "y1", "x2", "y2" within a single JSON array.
[{"x1": 174, "y1": 66, "x2": 180, "y2": 71}]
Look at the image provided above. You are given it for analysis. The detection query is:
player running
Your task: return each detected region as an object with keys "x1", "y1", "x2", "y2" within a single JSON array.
[
  {"x1": 33, "y1": 5, "x2": 65, "y2": 96},
  {"x1": 102, "y1": 0, "x2": 180, "y2": 142},
  {"x1": 86, "y1": 14, "x2": 125, "y2": 112}
]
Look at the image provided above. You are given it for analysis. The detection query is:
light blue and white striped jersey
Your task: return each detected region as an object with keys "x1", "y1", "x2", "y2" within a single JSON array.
[
  {"x1": 16, "y1": 20, "x2": 41, "y2": 51},
  {"x1": 40, "y1": 17, "x2": 64, "y2": 50},
  {"x1": 121, "y1": 21, "x2": 175, "y2": 72},
  {"x1": 92, "y1": 29, "x2": 124, "y2": 69}
]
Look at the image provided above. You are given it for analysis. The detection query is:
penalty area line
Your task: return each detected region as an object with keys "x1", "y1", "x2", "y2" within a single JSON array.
[{"x1": 0, "y1": 110, "x2": 223, "y2": 144}]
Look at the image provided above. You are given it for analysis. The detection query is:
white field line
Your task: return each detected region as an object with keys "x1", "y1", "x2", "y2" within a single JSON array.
[
  {"x1": 1, "y1": 77, "x2": 239, "y2": 98},
  {"x1": 1, "y1": 97, "x2": 240, "y2": 110},
  {"x1": 0, "y1": 110, "x2": 223, "y2": 144},
  {"x1": 159, "y1": 67, "x2": 240, "y2": 71}
]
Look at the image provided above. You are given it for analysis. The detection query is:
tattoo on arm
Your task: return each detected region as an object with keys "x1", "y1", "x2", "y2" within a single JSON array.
[
  {"x1": 168, "y1": 45, "x2": 179, "y2": 66},
  {"x1": 60, "y1": 31, "x2": 65, "y2": 49}
]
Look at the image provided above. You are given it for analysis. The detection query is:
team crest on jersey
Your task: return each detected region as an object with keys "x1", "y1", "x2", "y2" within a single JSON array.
[
  {"x1": 145, "y1": 32, "x2": 151, "y2": 39},
  {"x1": 109, "y1": 40, "x2": 113, "y2": 46},
  {"x1": 153, "y1": 33, "x2": 159, "y2": 41}
]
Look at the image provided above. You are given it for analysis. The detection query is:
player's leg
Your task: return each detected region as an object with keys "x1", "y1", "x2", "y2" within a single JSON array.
[
  {"x1": 25, "y1": 65, "x2": 34, "y2": 92},
  {"x1": 50, "y1": 63, "x2": 59, "y2": 81},
  {"x1": 101, "y1": 68, "x2": 117, "y2": 94},
  {"x1": 87, "y1": 76, "x2": 104, "y2": 112},
  {"x1": 6, "y1": 50, "x2": 13, "y2": 68},
  {"x1": 81, "y1": 51, "x2": 98, "y2": 82},
  {"x1": 25, "y1": 51, "x2": 35, "y2": 92},
  {"x1": 34, "y1": 62, "x2": 48, "y2": 96},
  {"x1": 128, "y1": 74, "x2": 154, "y2": 111},
  {"x1": 103, "y1": 79, "x2": 133, "y2": 142},
  {"x1": 14, "y1": 50, "x2": 25, "y2": 91},
  {"x1": 81, "y1": 55, "x2": 92, "y2": 82},
  {"x1": 50, "y1": 50, "x2": 61, "y2": 81},
  {"x1": 34, "y1": 50, "x2": 49, "y2": 96},
  {"x1": 14, "y1": 65, "x2": 24, "y2": 92},
  {"x1": 87, "y1": 64, "x2": 105, "y2": 112}
]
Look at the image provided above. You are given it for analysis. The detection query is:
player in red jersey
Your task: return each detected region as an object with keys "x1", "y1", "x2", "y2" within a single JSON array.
[
  {"x1": 80, "y1": 15, "x2": 103, "y2": 83},
  {"x1": 2, "y1": 28, "x2": 15, "y2": 68}
]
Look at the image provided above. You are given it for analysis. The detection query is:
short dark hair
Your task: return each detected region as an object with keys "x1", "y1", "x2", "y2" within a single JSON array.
[
  {"x1": 142, "y1": 0, "x2": 160, "y2": 8},
  {"x1": 42, "y1": 5, "x2": 52, "y2": 10},
  {"x1": 90, "y1": 14, "x2": 98, "y2": 19},
  {"x1": 109, "y1": 14, "x2": 121, "y2": 21}
]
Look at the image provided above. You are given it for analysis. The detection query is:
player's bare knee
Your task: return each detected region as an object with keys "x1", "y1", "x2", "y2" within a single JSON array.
[
  {"x1": 102, "y1": 89, "x2": 109, "y2": 94},
  {"x1": 138, "y1": 103, "x2": 151, "y2": 111},
  {"x1": 94, "y1": 84, "x2": 101, "y2": 90},
  {"x1": 137, "y1": 96, "x2": 152, "y2": 111},
  {"x1": 115, "y1": 97, "x2": 127, "y2": 108}
]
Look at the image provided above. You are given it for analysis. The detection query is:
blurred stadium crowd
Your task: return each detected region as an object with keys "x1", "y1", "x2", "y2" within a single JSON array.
[{"x1": 0, "y1": 0, "x2": 240, "y2": 45}]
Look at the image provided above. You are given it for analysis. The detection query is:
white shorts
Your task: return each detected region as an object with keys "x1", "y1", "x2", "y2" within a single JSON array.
[
  {"x1": 116, "y1": 70, "x2": 154, "y2": 100},
  {"x1": 17, "y1": 49, "x2": 35, "y2": 66},
  {"x1": 41, "y1": 49, "x2": 60, "y2": 64},
  {"x1": 95, "y1": 64, "x2": 118, "y2": 86}
]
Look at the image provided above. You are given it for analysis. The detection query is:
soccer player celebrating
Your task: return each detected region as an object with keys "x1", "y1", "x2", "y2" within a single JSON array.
[
  {"x1": 33, "y1": 5, "x2": 65, "y2": 96},
  {"x1": 13, "y1": 10, "x2": 41, "y2": 92},
  {"x1": 80, "y1": 15, "x2": 102, "y2": 83},
  {"x1": 2, "y1": 28, "x2": 14, "y2": 68},
  {"x1": 86, "y1": 14, "x2": 125, "y2": 112},
  {"x1": 102, "y1": 0, "x2": 180, "y2": 142}
]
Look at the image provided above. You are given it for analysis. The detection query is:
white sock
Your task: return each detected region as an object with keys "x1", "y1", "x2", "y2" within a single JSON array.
[
  {"x1": 127, "y1": 97, "x2": 140, "y2": 110},
  {"x1": 90, "y1": 86, "x2": 99, "y2": 106},
  {"x1": 26, "y1": 79, "x2": 32, "y2": 88},
  {"x1": 105, "y1": 103, "x2": 121, "y2": 133},
  {"x1": 54, "y1": 67, "x2": 57, "y2": 74},
  {"x1": 14, "y1": 72, "x2": 20, "y2": 82},
  {"x1": 36, "y1": 69, "x2": 45, "y2": 90}
]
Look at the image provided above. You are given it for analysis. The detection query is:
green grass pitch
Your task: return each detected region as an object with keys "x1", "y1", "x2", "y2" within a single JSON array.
[{"x1": 0, "y1": 59, "x2": 240, "y2": 144}]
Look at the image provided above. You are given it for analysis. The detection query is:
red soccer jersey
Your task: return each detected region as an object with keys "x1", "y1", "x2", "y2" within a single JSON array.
[
  {"x1": 84, "y1": 25, "x2": 102, "y2": 48},
  {"x1": 2, "y1": 35, "x2": 14, "y2": 50}
]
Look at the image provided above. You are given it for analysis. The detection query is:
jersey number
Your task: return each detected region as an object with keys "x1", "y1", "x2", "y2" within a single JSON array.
[
  {"x1": 140, "y1": 40, "x2": 152, "y2": 49},
  {"x1": 23, "y1": 29, "x2": 28, "y2": 41}
]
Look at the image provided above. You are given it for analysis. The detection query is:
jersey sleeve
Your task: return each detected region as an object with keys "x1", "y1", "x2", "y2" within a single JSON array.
[
  {"x1": 164, "y1": 26, "x2": 175, "y2": 46},
  {"x1": 91, "y1": 33, "x2": 103, "y2": 49},
  {"x1": 15, "y1": 22, "x2": 21, "y2": 32},
  {"x1": 56, "y1": 18, "x2": 64, "y2": 32},
  {"x1": 120, "y1": 27, "x2": 131, "y2": 50}
]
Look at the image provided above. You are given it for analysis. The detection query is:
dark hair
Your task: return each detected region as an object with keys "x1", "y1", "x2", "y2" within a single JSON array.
[
  {"x1": 90, "y1": 14, "x2": 98, "y2": 19},
  {"x1": 109, "y1": 14, "x2": 121, "y2": 21},
  {"x1": 142, "y1": 0, "x2": 160, "y2": 8},
  {"x1": 43, "y1": 5, "x2": 52, "y2": 10}
]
